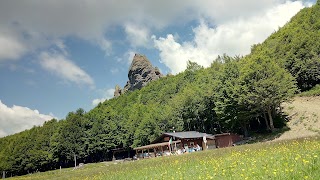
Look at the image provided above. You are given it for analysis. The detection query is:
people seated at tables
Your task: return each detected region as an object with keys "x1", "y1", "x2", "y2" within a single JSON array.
[
  {"x1": 184, "y1": 146, "x2": 189, "y2": 153},
  {"x1": 195, "y1": 144, "x2": 201, "y2": 151}
]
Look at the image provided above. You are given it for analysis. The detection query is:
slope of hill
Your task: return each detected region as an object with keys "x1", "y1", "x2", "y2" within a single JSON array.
[
  {"x1": 248, "y1": 0, "x2": 320, "y2": 91},
  {"x1": 278, "y1": 96, "x2": 320, "y2": 141},
  {"x1": 9, "y1": 137, "x2": 320, "y2": 180}
]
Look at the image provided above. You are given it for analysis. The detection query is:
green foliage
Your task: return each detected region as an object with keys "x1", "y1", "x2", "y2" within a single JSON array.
[
  {"x1": 299, "y1": 84, "x2": 320, "y2": 96},
  {"x1": 213, "y1": 57, "x2": 251, "y2": 135},
  {"x1": 248, "y1": 2, "x2": 320, "y2": 91},
  {"x1": 213, "y1": 55, "x2": 297, "y2": 134},
  {"x1": 0, "y1": 119, "x2": 59, "y2": 175},
  {"x1": 52, "y1": 110, "x2": 89, "y2": 165},
  {"x1": 240, "y1": 57, "x2": 297, "y2": 131},
  {"x1": 240, "y1": 57, "x2": 297, "y2": 107}
]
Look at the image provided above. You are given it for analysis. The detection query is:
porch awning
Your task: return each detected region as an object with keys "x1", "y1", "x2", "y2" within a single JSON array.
[{"x1": 134, "y1": 140, "x2": 181, "y2": 150}]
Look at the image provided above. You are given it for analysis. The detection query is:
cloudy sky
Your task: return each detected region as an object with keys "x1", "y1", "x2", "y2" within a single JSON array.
[{"x1": 0, "y1": 0, "x2": 315, "y2": 137}]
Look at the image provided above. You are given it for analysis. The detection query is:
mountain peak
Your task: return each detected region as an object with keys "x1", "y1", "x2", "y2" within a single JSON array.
[{"x1": 114, "y1": 54, "x2": 163, "y2": 97}]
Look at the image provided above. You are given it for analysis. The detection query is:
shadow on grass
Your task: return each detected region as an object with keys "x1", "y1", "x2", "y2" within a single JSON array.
[
  {"x1": 249, "y1": 126, "x2": 291, "y2": 143},
  {"x1": 247, "y1": 113, "x2": 293, "y2": 143}
]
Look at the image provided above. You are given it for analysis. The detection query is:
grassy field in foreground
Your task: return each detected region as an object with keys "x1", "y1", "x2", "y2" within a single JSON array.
[{"x1": 10, "y1": 137, "x2": 320, "y2": 180}]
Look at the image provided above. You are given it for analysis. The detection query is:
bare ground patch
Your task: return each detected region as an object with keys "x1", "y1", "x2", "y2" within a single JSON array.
[{"x1": 275, "y1": 96, "x2": 320, "y2": 141}]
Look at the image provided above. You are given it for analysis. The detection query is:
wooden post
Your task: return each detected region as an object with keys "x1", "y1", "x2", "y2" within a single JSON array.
[
  {"x1": 128, "y1": 149, "x2": 130, "y2": 158},
  {"x1": 142, "y1": 150, "x2": 144, "y2": 158},
  {"x1": 112, "y1": 151, "x2": 116, "y2": 161},
  {"x1": 174, "y1": 142, "x2": 177, "y2": 151},
  {"x1": 74, "y1": 154, "x2": 77, "y2": 168},
  {"x1": 2, "y1": 171, "x2": 5, "y2": 179},
  {"x1": 60, "y1": 166, "x2": 61, "y2": 173}
]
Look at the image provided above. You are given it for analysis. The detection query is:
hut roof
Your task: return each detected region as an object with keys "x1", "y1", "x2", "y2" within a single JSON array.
[
  {"x1": 133, "y1": 140, "x2": 181, "y2": 150},
  {"x1": 164, "y1": 131, "x2": 213, "y2": 139},
  {"x1": 151, "y1": 131, "x2": 214, "y2": 144}
]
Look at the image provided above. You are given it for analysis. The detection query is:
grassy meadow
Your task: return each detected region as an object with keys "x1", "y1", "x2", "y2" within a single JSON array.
[{"x1": 9, "y1": 137, "x2": 320, "y2": 180}]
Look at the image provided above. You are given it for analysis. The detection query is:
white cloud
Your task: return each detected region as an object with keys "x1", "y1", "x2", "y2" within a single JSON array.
[
  {"x1": 0, "y1": 34, "x2": 26, "y2": 61},
  {"x1": 153, "y1": 34, "x2": 190, "y2": 74},
  {"x1": 92, "y1": 98, "x2": 106, "y2": 106},
  {"x1": 115, "y1": 50, "x2": 136, "y2": 65},
  {"x1": 193, "y1": 0, "x2": 281, "y2": 24},
  {"x1": 54, "y1": 39, "x2": 68, "y2": 56},
  {"x1": 0, "y1": 100, "x2": 55, "y2": 137},
  {"x1": 39, "y1": 52, "x2": 94, "y2": 87},
  {"x1": 0, "y1": 0, "x2": 309, "y2": 62},
  {"x1": 125, "y1": 23, "x2": 150, "y2": 47},
  {"x1": 98, "y1": 38, "x2": 112, "y2": 56},
  {"x1": 126, "y1": 50, "x2": 136, "y2": 65},
  {"x1": 92, "y1": 88, "x2": 115, "y2": 106},
  {"x1": 153, "y1": 1, "x2": 305, "y2": 74},
  {"x1": 110, "y1": 68, "x2": 119, "y2": 74}
]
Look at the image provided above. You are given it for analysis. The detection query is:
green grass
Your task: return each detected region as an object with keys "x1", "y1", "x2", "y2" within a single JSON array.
[
  {"x1": 299, "y1": 84, "x2": 320, "y2": 97},
  {"x1": 10, "y1": 137, "x2": 320, "y2": 180}
]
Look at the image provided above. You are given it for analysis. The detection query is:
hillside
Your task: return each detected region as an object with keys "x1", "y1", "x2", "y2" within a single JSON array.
[
  {"x1": 1, "y1": 1, "x2": 320, "y2": 177},
  {"x1": 278, "y1": 96, "x2": 320, "y2": 140},
  {"x1": 9, "y1": 137, "x2": 320, "y2": 180},
  {"x1": 248, "y1": 0, "x2": 320, "y2": 91}
]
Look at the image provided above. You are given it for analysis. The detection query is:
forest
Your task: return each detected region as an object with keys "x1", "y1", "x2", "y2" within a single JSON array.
[{"x1": 0, "y1": 0, "x2": 320, "y2": 176}]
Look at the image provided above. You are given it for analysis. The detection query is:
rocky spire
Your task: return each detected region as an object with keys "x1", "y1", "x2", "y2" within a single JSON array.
[
  {"x1": 114, "y1": 85, "x2": 122, "y2": 97},
  {"x1": 123, "y1": 54, "x2": 163, "y2": 92},
  {"x1": 114, "y1": 53, "x2": 163, "y2": 96}
]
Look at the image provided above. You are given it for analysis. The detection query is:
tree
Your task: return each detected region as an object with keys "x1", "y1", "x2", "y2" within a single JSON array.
[
  {"x1": 53, "y1": 109, "x2": 88, "y2": 167},
  {"x1": 239, "y1": 57, "x2": 297, "y2": 131},
  {"x1": 184, "y1": 61, "x2": 203, "y2": 82},
  {"x1": 213, "y1": 58, "x2": 252, "y2": 137},
  {"x1": 247, "y1": 1, "x2": 320, "y2": 91}
]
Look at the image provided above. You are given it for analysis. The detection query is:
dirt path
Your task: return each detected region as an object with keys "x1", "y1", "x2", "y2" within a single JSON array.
[{"x1": 275, "y1": 96, "x2": 320, "y2": 141}]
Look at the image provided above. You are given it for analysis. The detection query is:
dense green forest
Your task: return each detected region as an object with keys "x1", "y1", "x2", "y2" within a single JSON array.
[
  {"x1": 1, "y1": 1, "x2": 320, "y2": 176},
  {"x1": 249, "y1": 0, "x2": 320, "y2": 91}
]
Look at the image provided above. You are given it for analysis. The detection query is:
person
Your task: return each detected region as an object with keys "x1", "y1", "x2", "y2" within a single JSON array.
[
  {"x1": 184, "y1": 146, "x2": 189, "y2": 153},
  {"x1": 192, "y1": 145, "x2": 197, "y2": 152},
  {"x1": 182, "y1": 147, "x2": 186, "y2": 153},
  {"x1": 196, "y1": 144, "x2": 201, "y2": 151},
  {"x1": 177, "y1": 148, "x2": 182, "y2": 155}
]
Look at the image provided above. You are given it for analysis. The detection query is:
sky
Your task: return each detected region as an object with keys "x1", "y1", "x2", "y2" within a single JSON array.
[{"x1": 0, "y1": 0, "x2": 316, "y2": 137}]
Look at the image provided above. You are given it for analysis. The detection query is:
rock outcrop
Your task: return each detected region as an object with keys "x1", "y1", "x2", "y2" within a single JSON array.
[
  {"x1": 114, "y1": 85, "x2": 122, "y2": 97},
  {"x1": 114, "y1": 54, "x2": 162, "y2": 97},
  {"x1": 124, "y1": 53, "x2": 163, "y2": 91}
]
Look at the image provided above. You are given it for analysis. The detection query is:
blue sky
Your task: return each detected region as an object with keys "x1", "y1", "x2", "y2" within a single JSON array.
[{"x1": 0, "y1": 0, "x2": 316, "y2": 137}]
